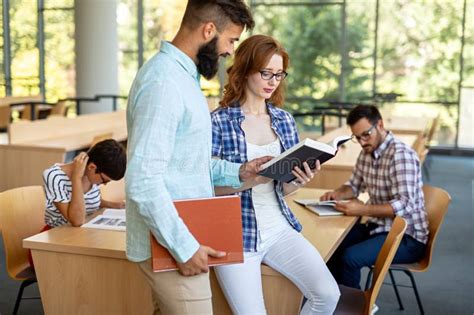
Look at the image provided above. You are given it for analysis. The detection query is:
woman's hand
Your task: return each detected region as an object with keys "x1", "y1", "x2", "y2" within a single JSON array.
[{"x1": 290, "y1": 160, "x2": 320, "y2": 187}]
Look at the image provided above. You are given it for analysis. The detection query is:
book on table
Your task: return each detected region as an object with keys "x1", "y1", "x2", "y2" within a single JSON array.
[
  {"x1": 151, "y1": 195, "x2": 243, "y2": 272},
  {"x1": 81, "y1": 208, "x2": 126, "y2": 231},
  {"x1": 294, "y1": 199, "x2": 345, "y2": 217},
  {"x1": 258, "y1": 135, "x2": 351, "y2": 183}
]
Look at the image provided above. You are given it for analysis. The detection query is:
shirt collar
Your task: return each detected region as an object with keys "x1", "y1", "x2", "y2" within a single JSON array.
[
  {"x1": 227, "y1": 102, "x2": 286, "y2": 122},
  {"x1": 160, "y1": 41, "x2": 200, "y2": 83},
  {"x1": 373, "y1": 131, "x2": 394, "y2": 159}
]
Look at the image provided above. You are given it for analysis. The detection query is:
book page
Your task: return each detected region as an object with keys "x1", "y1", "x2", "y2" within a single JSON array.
[
  {"x1": 306, "y1": 205, "x2": 344, "y2": 216},
  {"x1": 294, "y1": 199, "x2": 337, "y2": 207},
  {"x1": 102, "y1": 208, "x2": 126, "y2": 217},
  {"x1": 330, "y1": 135, "x2": 352, "y2": 150},
  {"x1": 82, "y1": 210, "x2": 126, "y2": 231}
]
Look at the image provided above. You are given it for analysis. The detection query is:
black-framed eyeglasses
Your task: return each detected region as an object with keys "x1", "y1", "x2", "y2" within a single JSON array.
[
  {"x1": 351, "y1": 123, "x2": 377, "y2": 142},
  {"x1": 259, "y1": 70, "x2": 288, "y2": 81},
  {"x1": 98, "y1": 172, "x2": 111, "y2": 184}
]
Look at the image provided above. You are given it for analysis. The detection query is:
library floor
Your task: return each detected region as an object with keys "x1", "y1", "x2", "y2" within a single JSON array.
[{"x1": 1, "y1": 154, "x2": 473, "y2": 315}]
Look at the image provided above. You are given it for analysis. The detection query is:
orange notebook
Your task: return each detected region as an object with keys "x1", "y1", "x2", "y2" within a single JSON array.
[{"x1": 151, "y1": 195, "x2": 243, "y2": 272}]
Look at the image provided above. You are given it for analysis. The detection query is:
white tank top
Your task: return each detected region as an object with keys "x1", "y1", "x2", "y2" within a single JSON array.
[{"x1": 246, "y1": 139, "x2": 290, "y2": 246}]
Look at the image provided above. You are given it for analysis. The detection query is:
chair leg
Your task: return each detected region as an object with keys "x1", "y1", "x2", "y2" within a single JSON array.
[
  {"x1": 403, "y1": 270, "x2": 425, "y2": 315},
  {"x1": 388, "y1": 269, "x2": 404, "y2": 310},
  {"x1": 13, "y1": 279, "x2": 36, "y2": 315},
  {"x1": 364, "y1": 267, "x2": 373, "y2": 290}
]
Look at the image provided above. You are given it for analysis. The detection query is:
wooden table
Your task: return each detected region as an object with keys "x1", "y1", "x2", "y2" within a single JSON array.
[
  {"x1": 24, "y1": 188, "x2": 359, "y2": 315},
  {"x1": 0, "y1": 95, "x2": 43, "y2": 129},
  {"x1": 308, "y1": 127, "x2": 419, "y2": 189}
]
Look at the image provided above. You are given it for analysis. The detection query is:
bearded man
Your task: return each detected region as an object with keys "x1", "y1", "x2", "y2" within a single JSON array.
[{"x1": 125, "y1": 1, "x2": 270, "y2": 314}]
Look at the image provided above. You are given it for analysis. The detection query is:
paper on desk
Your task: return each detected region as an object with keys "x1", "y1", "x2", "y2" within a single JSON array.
[{"x1": 82, "y1": 208, "x2": 126, "y2": 231}]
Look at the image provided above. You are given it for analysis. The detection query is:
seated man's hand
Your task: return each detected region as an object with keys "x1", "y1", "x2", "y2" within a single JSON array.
[
  {"x1": 320, "y1": 190, "x2": 341, "y2": 201},
  {"x1": 239, "y1": 156, "x2": 273, "y2": 182},
  {"x1": 334, "y1": 199, "x2": 364, "y2": 216},
  {"x1": 176, "y1": 245, "x2": 226, "y2": 277}
]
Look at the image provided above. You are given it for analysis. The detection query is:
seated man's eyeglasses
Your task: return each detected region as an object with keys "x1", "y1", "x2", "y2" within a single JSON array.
[
  {"x1": 351, "y1": 123, "x2": 377, "y2": 142},
  {"x1": 259, "y1": 70, "x2": 288, "y2": 81}
]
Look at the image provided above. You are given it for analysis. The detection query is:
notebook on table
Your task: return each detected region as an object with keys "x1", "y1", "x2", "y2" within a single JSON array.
[
  {"x1": 151, "y1": 195, "x2": 243, "y2": 272},
  {"x1": 294, "y1": 199, "x2": 345, "y2": 216}
]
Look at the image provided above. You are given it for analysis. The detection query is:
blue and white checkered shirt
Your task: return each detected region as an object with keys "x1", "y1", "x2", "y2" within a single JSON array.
[
  {"x1": 347, "y1": 132, "x2": 429, "y2": 244},
  {"x1": 211, "y1": 103, "x2": 303, "y2": 252}
]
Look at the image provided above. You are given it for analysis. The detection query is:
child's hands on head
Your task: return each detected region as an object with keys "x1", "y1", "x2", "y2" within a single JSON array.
[{"x1": 72, "y1": 152, "x2": 89, "y2": 179}]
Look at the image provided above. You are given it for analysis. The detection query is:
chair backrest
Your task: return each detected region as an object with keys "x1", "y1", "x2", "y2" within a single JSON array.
[
  {"x1": 100, "y1": 178, "x2": 125, "y2": 202},
  {"x1": 426, "y1": 115, "x2": 440, "y2": 146},
  {"x1": 365, "y1": 216, "x2": 407, "y2": 314},
  {"x1": 419, "y1": 148, "x2": 429, "y2": 165},
  {"x1": 418, "y1": 185, "x2": 451, "y2": 271},
  {"x1": 50, "y1": 100, "x2": 68, "y2": 116},
  {"x1": 0, "y1": 186, "x2": 45, "y2": 280}
]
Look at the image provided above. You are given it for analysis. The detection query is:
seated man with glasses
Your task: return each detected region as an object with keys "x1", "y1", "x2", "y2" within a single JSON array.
[{"x1": 321, "y1": 105, "x2": 428, "y2": 289}]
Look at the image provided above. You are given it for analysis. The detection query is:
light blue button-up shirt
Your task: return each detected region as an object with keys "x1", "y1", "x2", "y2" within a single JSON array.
[{"x1": 125, "y1": 41, "x2": 242, "y2": 263}]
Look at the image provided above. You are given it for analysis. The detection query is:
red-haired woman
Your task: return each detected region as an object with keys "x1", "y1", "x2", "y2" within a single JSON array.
[{"x1": 211, "y1": 35, "x2": 340, "y2": 314}]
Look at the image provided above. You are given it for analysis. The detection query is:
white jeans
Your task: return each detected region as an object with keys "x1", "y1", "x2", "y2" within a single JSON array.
[{"x1": 215, "y1": 228, "x2": 340, "y2": 315}]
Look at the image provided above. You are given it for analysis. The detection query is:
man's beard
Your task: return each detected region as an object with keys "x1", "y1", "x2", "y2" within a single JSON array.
[{"x1": 197, "y1": 36, "x2": 224, "y2": 80}]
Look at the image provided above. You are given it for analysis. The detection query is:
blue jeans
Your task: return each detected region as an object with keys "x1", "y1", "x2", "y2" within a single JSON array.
[{"x1": 327, "y1": 222, "x2": 426, "y2": 289}]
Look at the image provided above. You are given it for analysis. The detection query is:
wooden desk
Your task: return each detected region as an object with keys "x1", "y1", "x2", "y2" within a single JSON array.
[
  {"x1": 24, "y1": 188, "x2": 358, "y2": 315},
  {"x1": 0, "y1": 95, "x2": 43, "y2": 129},
  {"x1": 8, "y1": 110, "x2": 126, "y2": 146},
  {"x1": 309, "y1": 128, "x2": 419, "y2": 189}
]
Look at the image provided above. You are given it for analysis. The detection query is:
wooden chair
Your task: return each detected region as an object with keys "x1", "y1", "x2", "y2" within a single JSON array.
[
  {"x1": 0, "y1": 186, "x2": 45, "y2": 314},
  {"x1": 420, "y1": 115, "x2": 439, "y2": 179},
  {"x1": 49, "y1": 100, "x2": 68, "y2": 117},
  {"x1": 334, "y1": 216, "x2": 407, "y2": 315},
  {"x1": 364, "y1": 185, "x2": 451, "y2": 314},
  {"x1": 100, "y1": 178, "x2": 125, "y2": 202},
  {"x1": 426, "y1": 115, "x2": 440, "y2": 147},
  {"x1": 419, "y1": 148, "x2": 429, "y2": 165}
]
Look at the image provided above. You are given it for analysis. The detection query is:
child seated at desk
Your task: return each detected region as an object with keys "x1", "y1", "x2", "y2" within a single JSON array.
[
  {"x1": 28, "y1": 139, "x2": 126, "y2": 268},
  {"x1": 42, "y1": 139, "x2": 127, "y2": 228}
]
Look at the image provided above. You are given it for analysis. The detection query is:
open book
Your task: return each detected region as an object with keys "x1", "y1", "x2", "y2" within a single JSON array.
[
  {"x1": 258, "y1": 135, "x2": 351, "y2": 182},
  {"x1": 294, "y1": 199, "x2": 345, "y2": 216},
  {"x1": 81, "y1": 209, "x2": 126, "y2": 231}
]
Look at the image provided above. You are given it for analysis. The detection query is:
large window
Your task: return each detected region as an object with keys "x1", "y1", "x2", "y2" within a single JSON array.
[
  {"x1": 249, "y1": 0, "x2": 472, "y2": 147},
  {"x1": 117, "y1": 0, "x2": 187, "y2": 97},
  {"x1": 1, "y1": 0, "x2": 471, "y2": 148},
  {"x1": 42, "y1": 0, "x2": 75, "y2": 100},
  {"x1": 7, "y1": 0, "x2": 40, "y2": 96}
]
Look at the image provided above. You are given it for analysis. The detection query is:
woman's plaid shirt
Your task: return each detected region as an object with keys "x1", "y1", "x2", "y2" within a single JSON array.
[{"x1": 211, "y1": 103, "x2": 303, "y2": 252}]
